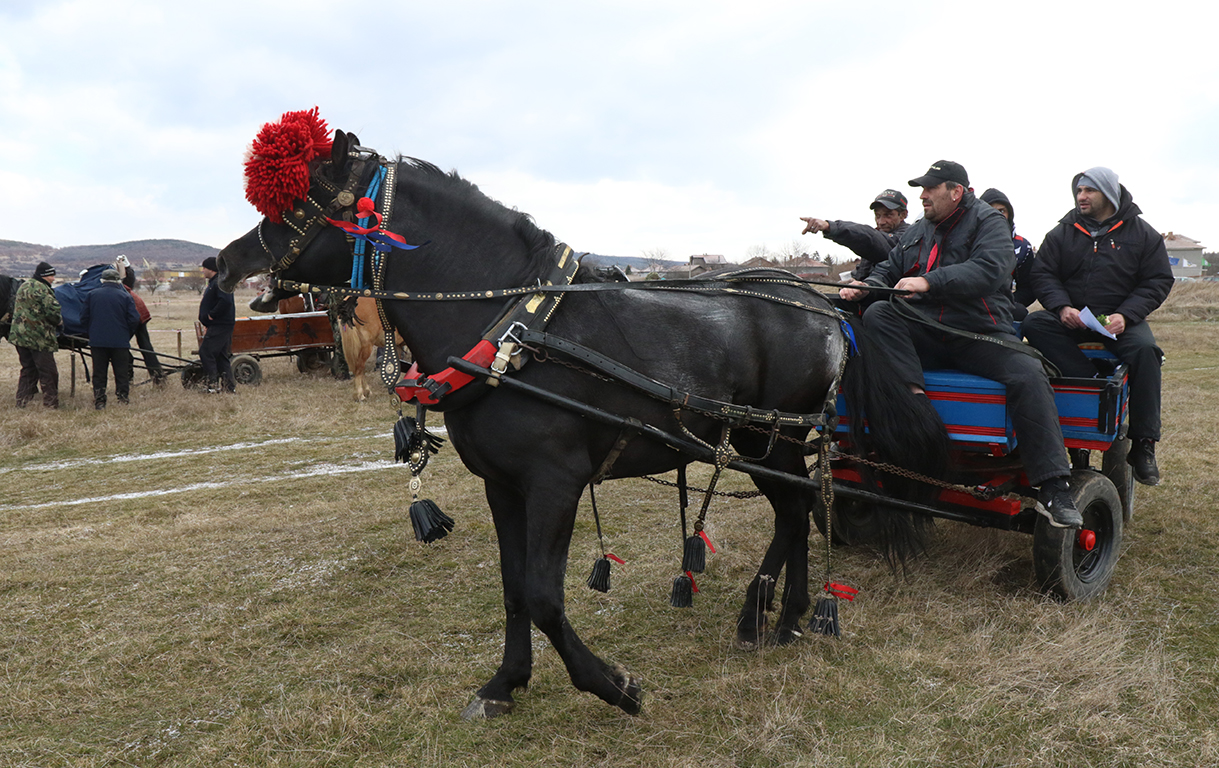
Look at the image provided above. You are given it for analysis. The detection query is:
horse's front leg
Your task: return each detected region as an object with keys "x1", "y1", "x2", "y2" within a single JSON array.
[
  {"x1": 461, "y1": 480, "x2": 532, "y2": 720},
  {"x1": 523, "y1": 479, "x2": 642, "y2": 715}
]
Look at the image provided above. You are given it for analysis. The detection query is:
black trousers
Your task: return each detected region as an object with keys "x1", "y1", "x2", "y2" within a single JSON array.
[
  {"x1": 91, "y1": 346, "x2": 133, "y2": 407},
  {"x1": 199, "y1": 327, "x2": 235, "y2": 392},
  {"x1": 16, "y1": 346, "x2": 59, "y2": 408},
  {"x1": 129, "y1": 321, "x2": 165, "y2": 382},
  {"x1": 863, "y1": 301, "x2": 1070, "y2": 486},
  {"x1": 1022, "y1": 310, "x2": 1162, "y2": 441}
]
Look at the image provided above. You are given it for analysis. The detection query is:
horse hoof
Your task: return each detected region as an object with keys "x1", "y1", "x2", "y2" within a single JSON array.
[
  {"x1": 735, "y1": 615, "x2": 767, "y2": 651},
  {"x1": 460, "y1": 697, "x2": 515, "y2": 721},
  {"x1": 614, "y1": 671, "x2": 643, "y2": 715},
  {"x1": 772, "y1": 626, "x2": 804, "y2": 647}
]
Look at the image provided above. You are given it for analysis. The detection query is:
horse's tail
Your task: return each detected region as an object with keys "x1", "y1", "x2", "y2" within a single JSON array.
[{"x1": 839, "y1": 313, "x2": 949, "y2": 567}]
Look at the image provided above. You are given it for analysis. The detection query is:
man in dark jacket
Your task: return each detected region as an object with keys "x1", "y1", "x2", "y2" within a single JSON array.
[
  {"x1": 115, "y1": 254, "x2": 166, "y2": 386},
  {"x1": 198, "y1": 256, "x2": 236, "y2": 393},
  {"x1": 979, "y1": 188, "x2": 1036, "y2": 320},
  {"x1": 81, "y1": 268, "x2": 141, "y2": 409},
  {"x1": 841, "y1": 160, "x2": 1080, "y2": 528},
  {"x1": 800, "y1": 188, "x2": 910, "y2": 281},
  {"x1": 1023, "y1": 167, "x2": 1173, "y2": 485},
  {"x1": 11, "y1": 261, "x2": 62, "y2": 408}
]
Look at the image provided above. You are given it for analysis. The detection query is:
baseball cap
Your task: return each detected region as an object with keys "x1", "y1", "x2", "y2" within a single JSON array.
[
  {"x1": 869, "y1": 189, "x2": 908, "y2": 211},
  {"x1": 908, "y1": 160, "x2": 969, "y2": 188}
]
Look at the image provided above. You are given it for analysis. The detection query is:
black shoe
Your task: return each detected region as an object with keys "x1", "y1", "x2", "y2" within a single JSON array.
[
  {"x1": 1128, "y1": 438, "x2": 1161, "y2": 486},
  {"x1": 1037, "y1": 477, "x2": 1083, "y2": 529}
]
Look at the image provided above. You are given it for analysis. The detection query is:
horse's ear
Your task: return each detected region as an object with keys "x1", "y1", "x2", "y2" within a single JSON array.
[{"x1": 329, "y1": 130, "x2": 352, "y2": 177}]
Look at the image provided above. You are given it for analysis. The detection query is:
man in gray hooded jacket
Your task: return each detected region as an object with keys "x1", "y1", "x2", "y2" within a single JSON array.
[{"x1": 1023, "y1": 167, "x2": 1173, "y2": 485}]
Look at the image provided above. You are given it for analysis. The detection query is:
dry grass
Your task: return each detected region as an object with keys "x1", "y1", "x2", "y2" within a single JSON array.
[{"x1": 2, "y1": 293, "x2": 1218, "y2": 767}]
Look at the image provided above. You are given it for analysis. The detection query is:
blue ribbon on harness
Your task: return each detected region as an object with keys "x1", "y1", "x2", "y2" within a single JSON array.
[
  {"x1": 350, "y1": 166, "x2": 387, "y2": 290},
  {"x1": 838, "y1": 317, "x2": 859, "y2": 357}
]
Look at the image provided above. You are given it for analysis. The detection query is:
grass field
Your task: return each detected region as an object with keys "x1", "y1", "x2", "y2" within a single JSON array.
[{"x1": 2, "y1": 288, "x2": 1218, "y2": 767}]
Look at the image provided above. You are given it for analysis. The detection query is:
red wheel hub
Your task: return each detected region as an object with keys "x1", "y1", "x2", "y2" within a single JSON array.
[{"x1": 1077, "y1": 529, "x2": 1096, "y2": 551}]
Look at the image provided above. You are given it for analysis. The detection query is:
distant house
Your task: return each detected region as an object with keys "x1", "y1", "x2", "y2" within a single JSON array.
[
  {"x1": 778, "y1": 255, "x2": 833, "y2": 280},
  {"x1": 661, "y1": 254, "x2": 728, "y2": 278},
  {"x1": 1163, "y1": 232, "x2": 1204, "y2": 279}
]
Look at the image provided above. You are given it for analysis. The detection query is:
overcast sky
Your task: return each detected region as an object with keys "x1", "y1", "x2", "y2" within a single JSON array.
[{"x1": 2, "y1": 1, "x2": 1214, "y2": 265}]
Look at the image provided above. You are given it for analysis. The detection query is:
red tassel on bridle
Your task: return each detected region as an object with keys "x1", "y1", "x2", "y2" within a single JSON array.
[{"x1": 243, "y1": 107, "x2": 333, "y2": 222}]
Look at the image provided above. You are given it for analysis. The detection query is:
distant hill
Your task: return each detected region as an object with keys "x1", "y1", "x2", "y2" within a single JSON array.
[
  {"x1": 579, "y1": 253, "x2": 680, "y2": 273},
  {"x1": 0, "y1": 238, "x2": 219, "y2": 277}
]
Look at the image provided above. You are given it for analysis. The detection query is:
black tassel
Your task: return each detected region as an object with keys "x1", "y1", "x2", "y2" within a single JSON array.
[
  {"x1": 394, "y1": 413, "x2": 445, "y2": 467},
  {"x1": 409, "y1": 499, "x2": 454, "y2": 543},
  {"x1": 669, "y1": 573, "x2": 694, "y2": 608},
  {"x1": 682, "y1": 534, "x2": 706, "y2": 573},
  {"x1": 808, "y1": 596, "x2": 840, "y2": 637},
  {"x1": 587, "y1": 557, "x2": 612, "y2": 593}
]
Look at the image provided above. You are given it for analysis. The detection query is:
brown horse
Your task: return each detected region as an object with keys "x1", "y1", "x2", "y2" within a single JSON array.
[{"x1": 339, "y1": 297, "x2": 405, "y2": 401}]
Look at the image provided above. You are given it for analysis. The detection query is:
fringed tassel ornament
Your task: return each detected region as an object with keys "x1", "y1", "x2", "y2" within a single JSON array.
[
  {"x1": 808, "y1": 594, "x2": 840, "y2": 637},
  {"x1": 396, "y1": 406, "x2": 451, "y2": 543},
  {"x1": 409, "y1": 495, "x2": 454, "y2": 543},
  {"x1": 585, "y1": 483, "x2": 625, "y2": 593},
  {"x1": 669, "y1": 571, "x2": 696, "y2": 608},
  {"x1": 682, "y1": 528, "x2": 716, "y2": 574}
]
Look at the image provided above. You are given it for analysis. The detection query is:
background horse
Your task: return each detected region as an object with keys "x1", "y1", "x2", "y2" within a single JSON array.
[
  {"x1": 217, "y1": 128, "x2": 946, "y2": 719},
  {"x1": 336, "y1": 297, "x2": 406, "y2": 402}
]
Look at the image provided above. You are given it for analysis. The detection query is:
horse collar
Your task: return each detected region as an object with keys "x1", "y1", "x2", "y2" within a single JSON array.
[{"x1": 393, "y1": 243, "x2": 580, "y2": 410}]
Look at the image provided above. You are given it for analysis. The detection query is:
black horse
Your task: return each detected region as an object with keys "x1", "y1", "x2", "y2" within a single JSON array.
[{"x1": 217, "y1": 129, "x2": 946, "y2": 718}]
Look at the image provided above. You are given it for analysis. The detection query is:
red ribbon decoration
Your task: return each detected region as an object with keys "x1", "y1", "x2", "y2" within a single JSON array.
[
  {"x1": 606, "y1": 553, "x2": 625, "y2": 565},
  {"x1": 698, "y1": 530, "x2": 717, "y2": 554},
  {"x1": 686, "y1": 571, "x2": 700, "y2": 593},
  {"x1": 825, "y1": 582, "x2": 859, "y2": 601}
]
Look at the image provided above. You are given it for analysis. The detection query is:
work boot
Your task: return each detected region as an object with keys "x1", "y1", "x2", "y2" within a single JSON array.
[
  {"x1": 1037, "y1": 476, "x2": 1083, "y2": 529},
  {"x1": 1128, "y1": 438, "x2": 1161, "y2": 486}
]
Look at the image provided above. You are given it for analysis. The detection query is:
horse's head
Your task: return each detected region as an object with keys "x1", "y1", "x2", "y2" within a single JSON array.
[{"x1": 218, "y1": 126, "x2": 368, "y2": 295}]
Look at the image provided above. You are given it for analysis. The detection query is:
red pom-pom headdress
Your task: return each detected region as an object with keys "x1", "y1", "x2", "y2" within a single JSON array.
[{"x1": 243, "y1": 107, "x2": 333, "y2": 223}]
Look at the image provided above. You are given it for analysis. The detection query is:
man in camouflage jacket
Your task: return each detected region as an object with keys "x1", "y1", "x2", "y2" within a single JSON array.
[{"x1": 11, "y1": 261, "x2": 62, "y2": 408}]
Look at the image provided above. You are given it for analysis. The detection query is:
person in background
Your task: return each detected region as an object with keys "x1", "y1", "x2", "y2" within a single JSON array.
[
  {"x1": 11, "y1": 261, "x2": 62, "y2": 408},
  {"x1": 198, "y1": 256, "x2": 236, "y2": 393},
  {"x1": 800, "y1": 188, "x2": 911, "y2": 281},
  {"x1": 1023, "y1": 166, "x2": 1173, "y2": 486},
  {"x1": 114, "y1": 254, "x2": 166, "y2": 386},
  {"x1": 979, "y1": 188, "x2": 1036, "y2": 321},
  {"x1": 81, "y1": 268, "x2": 140, "y2": 409}
]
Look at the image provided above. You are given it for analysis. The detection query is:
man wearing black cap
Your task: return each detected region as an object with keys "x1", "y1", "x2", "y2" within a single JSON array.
[
  {"x1": 840, "y1": 160, "x2": 1081, "y2": 529},
  {"x1": 198, "y1": 256, "x2": 236, "y2": 393},
  {"x1": 11, "y1": 261, "x2": 62, "y2": 408},
  {"x1": 1023, "y1": 167, "x2": 1173, "y2": 486},
  {"x1": 799, "y1": 188, "x2": 910, "y2": 280},
  {"x1": 81, "y1": 268, "x2": 141, "y2": 409}
]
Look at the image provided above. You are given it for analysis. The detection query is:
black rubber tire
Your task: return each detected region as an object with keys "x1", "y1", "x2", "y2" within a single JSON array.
[
  {"x1": 1033, "y1": 469, "x2": 1123, "y2": 601},
  {"x1": 231, "y1": 355, "x2": 263, "y2": 386},
  {"x1": 812, "y1": 494, "x2": 881, "y2": 547},
  {"x1": 180, "y1": 361, "x2": 205, "y2": 390},
  {"x1": 1101, "y1": 435, "x2": 1135, "y2": 524},
  {"x1": 296, "y1": 349, "x2": 331, "y2": 374}
]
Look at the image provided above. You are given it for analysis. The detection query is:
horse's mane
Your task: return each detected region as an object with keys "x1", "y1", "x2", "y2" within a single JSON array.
[{"x1": 398, "y1": 157, "x2": 557, "y2": 271}]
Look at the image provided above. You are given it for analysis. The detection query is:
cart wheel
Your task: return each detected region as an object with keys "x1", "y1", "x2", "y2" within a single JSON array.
[
  {"x1": 231, "y1": 355, "x2": 263, "y2": 386},
  {"x1": 812, "y1": 495, "x2": 880, "y2": 547},
  {"x1": 296, "y1": 349, "x2": 331, "y2": 374},
  {"x1": 1101, "y1": 434, "x2": 1135, "y2": 524},
  {"x1": 1033, "y1": 469, "x2": 1123, "y2": 601},
  {"x1": 181, "y1": 362, "x2": 205, "y2": 390}
]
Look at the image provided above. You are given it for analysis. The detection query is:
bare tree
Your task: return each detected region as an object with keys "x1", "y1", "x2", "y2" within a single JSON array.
[{"x1": 641, "y1": 247, "x2": 670, "y2": 275}]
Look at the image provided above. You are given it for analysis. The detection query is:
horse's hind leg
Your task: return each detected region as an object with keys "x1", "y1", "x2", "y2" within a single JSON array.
[
  {"x1": 735, "y1": 451, "x2": 813, "y2": 649},
  {"x1": 463, "y1": 480, "x2": 533, "y2": 720}
]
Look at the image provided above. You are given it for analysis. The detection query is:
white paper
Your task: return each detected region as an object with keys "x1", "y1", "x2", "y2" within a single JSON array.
[{"x1": 1080, "y1": 306, "x2": 1117, "y2": 339}]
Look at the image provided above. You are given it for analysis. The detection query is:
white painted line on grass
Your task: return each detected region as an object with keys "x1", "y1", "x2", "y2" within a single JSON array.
[{"x1": 0, "y1": 459, "x2": 404, "y2": 512}]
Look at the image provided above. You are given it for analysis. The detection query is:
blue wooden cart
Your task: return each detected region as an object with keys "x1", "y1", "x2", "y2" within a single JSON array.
[{"x1": 826, "y1": 347, "x2": 1132, "y2": 601}]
